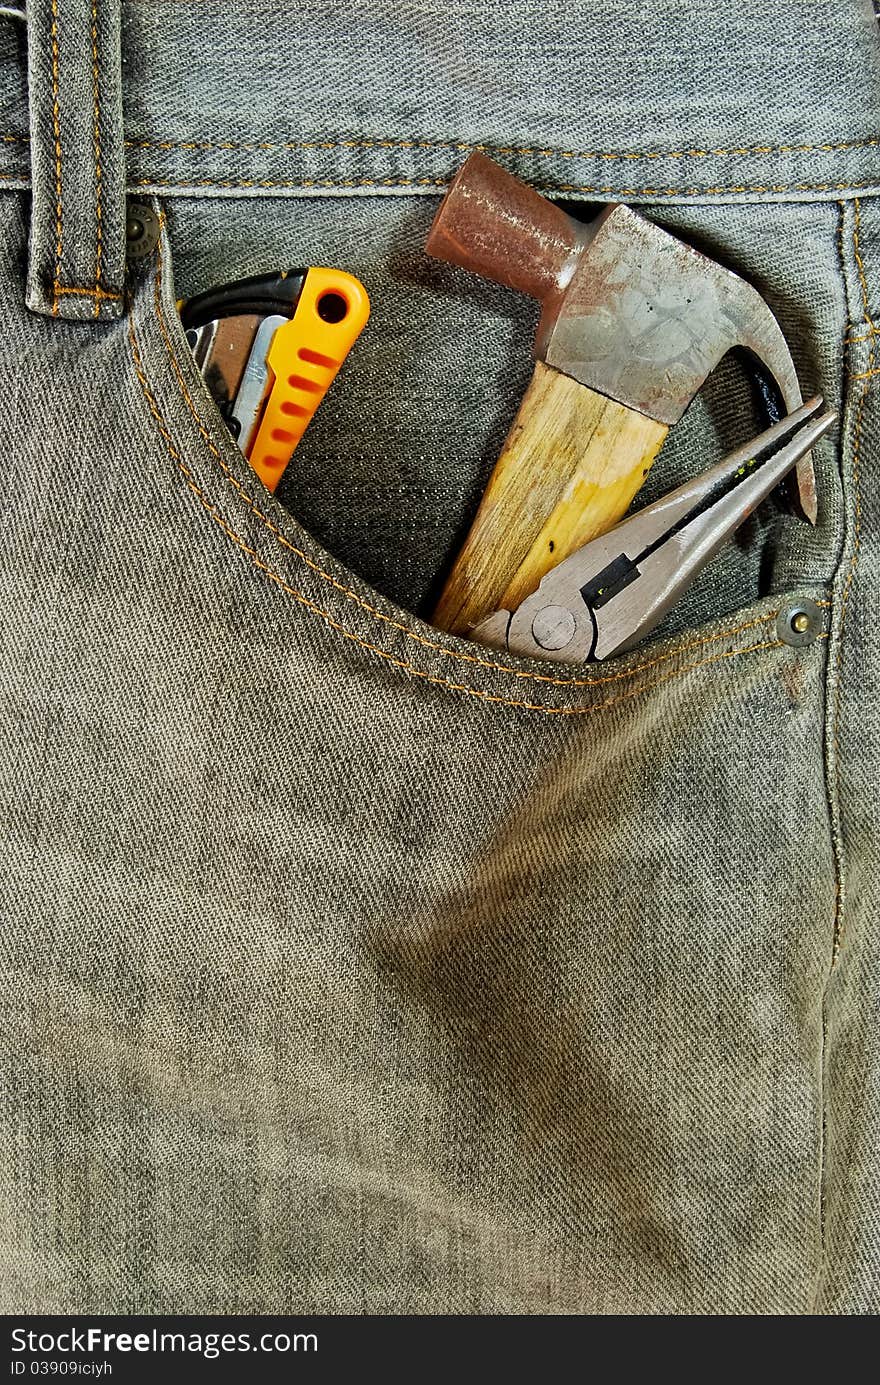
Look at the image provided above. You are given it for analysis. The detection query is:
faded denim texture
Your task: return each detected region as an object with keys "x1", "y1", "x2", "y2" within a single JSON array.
[
  {"x1": 24, "y1": 0, "x2": 126, "y2": 320},
  {"x1": 0, "y1": 1, "x2": 878, "y2": 1314}
]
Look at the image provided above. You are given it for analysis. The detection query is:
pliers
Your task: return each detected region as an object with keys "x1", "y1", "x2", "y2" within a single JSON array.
[{"x1": 470, "y1": 398, "x2": 836, "y2": 664}]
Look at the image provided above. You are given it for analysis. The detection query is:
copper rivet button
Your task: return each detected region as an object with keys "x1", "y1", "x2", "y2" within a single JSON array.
[
  {"x1": 777, "y1": 598, "x2": 822, "y2": 647},
  {"x1": 125, "y1": 202, "x2": 160, "y2": 260}
]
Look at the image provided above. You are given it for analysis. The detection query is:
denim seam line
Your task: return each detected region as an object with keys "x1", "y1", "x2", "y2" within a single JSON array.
[
  {"x1": 831, "y1": 199, "x2": 871, "y2": 965},
  {"x1": 120, "y1": 133, "x2": 880, "y2": 162},
  {"x1": 6, "y1": 129, "x2": 880, "y2": 162},
  {"x1": 129, "y1": 176, "x2": 880, "y2": 200},
  {"x1": 88, "y1": 0, "x2": 104, "y2": 318},
  {"x1": 53, "y1": 283, "x2": 122, "y2": 299},
  {"x1": 3, "y1": 170, "x2": 880, "y2": 201},
  {"x1": 812, "y1": 198, "x2": 872, "y2": 1314},
  {"x1": 48, "y1": 0, "x2": 63, "y2": 316}
]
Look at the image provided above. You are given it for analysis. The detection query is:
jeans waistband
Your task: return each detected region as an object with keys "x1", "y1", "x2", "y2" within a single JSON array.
[{"x1": 1, "y1": 1, "x2": 879, "y2": 208}]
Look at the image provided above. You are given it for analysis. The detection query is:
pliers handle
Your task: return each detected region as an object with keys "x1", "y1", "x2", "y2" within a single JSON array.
[{"x1": 471, "y1": 398, "x2": 836, "y2": 664}]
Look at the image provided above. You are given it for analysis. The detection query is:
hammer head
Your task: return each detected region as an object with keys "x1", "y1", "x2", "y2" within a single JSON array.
[{"x1": 426, "y1": 152, "x2": 816, "y2": 520}]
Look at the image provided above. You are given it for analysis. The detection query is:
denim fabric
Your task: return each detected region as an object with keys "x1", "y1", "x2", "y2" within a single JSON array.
[
  {"x1": 25, "y1": 0, "x2": 126, "y2": 320},
  {"x1": 0, "y1": 0, "x2": 878, "y2": 1314}
]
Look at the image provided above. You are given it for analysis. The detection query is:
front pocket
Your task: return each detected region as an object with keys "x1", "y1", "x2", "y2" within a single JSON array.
[{"x1": 125, "y1": 205, "x2": 831, "y2": 720}]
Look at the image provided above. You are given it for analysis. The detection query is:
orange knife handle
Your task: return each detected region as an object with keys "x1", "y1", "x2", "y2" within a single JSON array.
[{"x1": 249, "y1": 267, "x2": 370, "y2": 493}]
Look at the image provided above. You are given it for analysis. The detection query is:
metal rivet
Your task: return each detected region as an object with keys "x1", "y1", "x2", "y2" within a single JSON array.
[
  {"x1": 125, "y1": 202, "x2": 160, "y2": 260},
  {"x1": 531, "y1": 604, "x2": 576, "y2": 651},
  {"x1": 777, "y1": 598, "x2": 822, "y2": 647}
]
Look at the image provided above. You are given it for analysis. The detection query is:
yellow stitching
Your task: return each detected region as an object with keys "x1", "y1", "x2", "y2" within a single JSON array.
[
  {"x1": 3, "y1": 164, "x2": 878, "y2": 198},
  {"x1": 1, "y1": 128, "x2": 878, "y2": 161},
  {"x1": 89, "y1": 0, "x2": 103, "y2": 318},
  {"x1": 832, "y1": 200, "x2": 872, "y2": 964},
  {"x1": 127, "y1": 175, "x2": 880, "y2": 198},
  {"x1": 818, "y1": 197, "x2": 868, "y2": 1301},
  {"x1": 48, "y1": 0, "x2": 63, "y2": 316},
  {"x1": 128, "y1": 312, "x2": 793, "y2": 716},
  {"x1": 843, "y1": 324, "x2": 880, "y2": 344},
  {"x1": 853, "y1": 204, "x2": 875, "y2": 327},
  {"x1": 146, "y1": 230, "x2": 792, "y2": 691},
  {"x1": 139, "y1": 176, "x2": 443, "y2": 189},
  {"x1": 53, "y1": 283, "x2": 122, "y2": 299},
  {"x1": 119, "y1": 133, "x2": 880, "y2": 162}
]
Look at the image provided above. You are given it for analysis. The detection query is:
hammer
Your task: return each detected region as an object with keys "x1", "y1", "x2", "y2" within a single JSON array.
[{"x1": 427, "y1": 153, "x2": 816, "y2": 636}]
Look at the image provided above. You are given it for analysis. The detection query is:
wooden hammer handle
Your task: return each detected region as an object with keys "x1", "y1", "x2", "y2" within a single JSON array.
[{"x1": 433, "y1": 362, "x2": 669, "y2": 636}]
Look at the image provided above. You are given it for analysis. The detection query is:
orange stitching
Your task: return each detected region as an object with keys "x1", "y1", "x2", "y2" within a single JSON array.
[
  {"x1": 54, "y1": 283, "x2": 122, "y2": 299},
  {"x1": 832, "y1": 199, "x2": 872, "y2": 964},
  {"x1": 89, "y1": 0, "x2": 103, "y2": 318},
  {"x1": 853, "y1": 204, "x2": 874, "y2": 326},
  {"x1": 146, "y1": 230, "x2": 791, "y2": 691},
  {"x1": 127, "y1": 313, "x2": 794, "y2": 716},
  {"x1": 48, "y1": 0, "x2": 63, "y2": 316},
  {"x1": 120, "y1": 132, "x2": 880, "y2": 163},
  {"x1": 128, "y1": 174, "x2": 880, "y2": 198},
  {"x1": 2, "y1": 165, "x2": 878, "y2": 200},
  {"x1": 139, "y1": 176, "x2": 444, "y2": 190},
  {"x1": 1, "y1": 128, "x2": 878, "y2": 162},
  {"x1": 843, "y1": 324, "x2": 880, "y2": 344}
]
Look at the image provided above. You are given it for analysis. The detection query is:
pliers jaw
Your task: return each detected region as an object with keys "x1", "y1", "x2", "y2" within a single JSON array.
[{"x1": 472, "y1": 398, "x2": 836, "y2": 665}]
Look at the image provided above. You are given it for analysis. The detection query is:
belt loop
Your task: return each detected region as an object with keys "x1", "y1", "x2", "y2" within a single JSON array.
[{"x1": 25, "y1": 0, "x2": 125, "y2": 322}]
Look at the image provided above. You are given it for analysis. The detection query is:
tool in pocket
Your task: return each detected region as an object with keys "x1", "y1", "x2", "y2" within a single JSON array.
[
  {"x1": 471, "y1": 399, "x2": 835, "y2": 664},
  {"x1": 426, "y1": 153, "x2": 818, "y2": 636},
  {"x1": 180, "y1": 267, "x2": 370, "y2": 493}
]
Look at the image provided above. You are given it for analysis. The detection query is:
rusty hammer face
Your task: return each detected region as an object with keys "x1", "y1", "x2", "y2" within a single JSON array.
[{"x1": 426, "y1": 152, "x2": 816, "y2": 524}]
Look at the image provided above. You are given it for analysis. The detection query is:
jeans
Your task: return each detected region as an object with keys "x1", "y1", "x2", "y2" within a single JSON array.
[{"x1": 0, "y1": 0, "x2": 878, "y2": 1313}]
